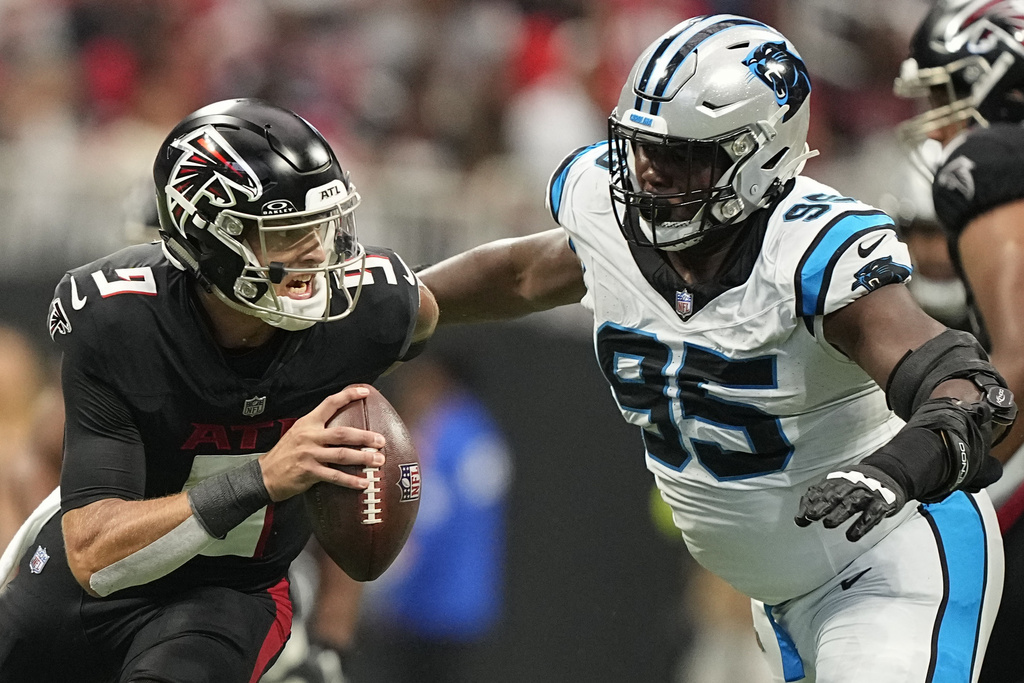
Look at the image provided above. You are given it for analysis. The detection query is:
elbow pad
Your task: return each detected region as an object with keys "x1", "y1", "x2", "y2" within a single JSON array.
[{"x1": 885, "y1": 329, "x2": 1017, "y2": 444}]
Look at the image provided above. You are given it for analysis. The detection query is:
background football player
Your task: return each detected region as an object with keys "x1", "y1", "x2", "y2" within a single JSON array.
[
  {"x1": 895, "y1": 1, "x2": 1024, "y2": 680},
  {"x1": 420, "y1": 15, "x2": 1014, "y2": 683},
  {"x1": 0, "y1": 98, "x2": 437, "y2": 682}
]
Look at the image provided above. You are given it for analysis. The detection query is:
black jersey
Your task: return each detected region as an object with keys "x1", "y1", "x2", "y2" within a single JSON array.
[
  {"x1": 932, "y1": 123, "x2": 1024, "y2": 243},
  {"x1": 47, "y1": 241, "x2": 419, "y2": 593},
  {"x1": 931, "y1": 123, "x2": 1024, "y2": 349}
]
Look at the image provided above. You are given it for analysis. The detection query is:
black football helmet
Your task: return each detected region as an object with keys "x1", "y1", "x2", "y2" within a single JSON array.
[
  {"x1": 153, "y1": 98, "x2": 365, "y2": 330},
  {"x1": 895, "y1": 0, "x2": 1024, "y2": 173}
]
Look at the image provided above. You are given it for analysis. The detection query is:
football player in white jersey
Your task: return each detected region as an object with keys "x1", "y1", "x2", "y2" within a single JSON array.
[{"x1": 420, "y1": 15, "x2": 1017, "y2": 683}]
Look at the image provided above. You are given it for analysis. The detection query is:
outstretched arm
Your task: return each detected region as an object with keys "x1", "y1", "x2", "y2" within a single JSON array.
[{"x1": 418, "y1": 229, "x2": 586, "y2": 325}]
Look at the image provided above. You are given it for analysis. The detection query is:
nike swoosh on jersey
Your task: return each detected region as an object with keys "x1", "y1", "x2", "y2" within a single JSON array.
[
  {"x1": 70, "y1": 276, "x2": 88, "y2": 310},
  {"x1": 857, "y1": 235, "x2": 885, "y2": 258},
  {"x1": 840, "y1": 567, "x2": 871, "y2": 590},
  {"x1": 394, "y1": 252, "x2": 417, "y2": 285}
]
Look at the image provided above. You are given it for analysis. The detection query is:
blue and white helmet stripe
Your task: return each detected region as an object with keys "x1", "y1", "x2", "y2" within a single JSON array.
[{"x1": 633, "y1": 16, "x2": 768, "y2": 115}]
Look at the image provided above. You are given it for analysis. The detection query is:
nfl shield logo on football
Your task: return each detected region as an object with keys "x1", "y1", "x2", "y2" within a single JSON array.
[
  {"x1": 399, "y1": 463, "x2": 421, "y2": 502},
  {"x1": 242, "y1": 395, "x2": 267, "y2": 417},
  {"x1": 29, "y1": 545, "x2": 49, "y2": 574},
  {"x1": 675, "y1": 289, "x2": 693, "y2": 320}
]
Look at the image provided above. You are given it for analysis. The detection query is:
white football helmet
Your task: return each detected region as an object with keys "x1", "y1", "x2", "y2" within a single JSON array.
[{"x1": 609, "y1": 15, "x2": 817, "y2": 250}]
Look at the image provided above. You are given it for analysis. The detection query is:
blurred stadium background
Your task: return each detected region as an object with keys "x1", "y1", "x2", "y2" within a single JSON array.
[{"x1": 0, "y1": 1, "x2": 934, "y2": 681}]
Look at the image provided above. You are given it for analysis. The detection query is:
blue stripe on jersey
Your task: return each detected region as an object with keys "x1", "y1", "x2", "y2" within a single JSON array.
[
  {"x1": 634, "y1": 17, "x2": 765, "y2": 115},
  {"x1": 763, "y1": 604, "x2": 806, "y2": 682},
  {"x1": 548, "y1": 143, "x2": 605, "y2": 224},
  {"x1": 795, "y1": 211, "x2": 894, "y2": 322},
  {"x1": 921, "y1": 492, "x2": 988, "y2": 683}
]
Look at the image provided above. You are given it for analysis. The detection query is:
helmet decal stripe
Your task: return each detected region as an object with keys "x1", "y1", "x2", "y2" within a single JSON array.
[
  {"x1": 650, "y1": 19, "x2": 765, "y2": 98},
  {"x1": 634, "y1": 17, "x2": 766, "y2": 115},
  {"x1": 634, "y1": 16, "x2": 705, "y2": 110}
]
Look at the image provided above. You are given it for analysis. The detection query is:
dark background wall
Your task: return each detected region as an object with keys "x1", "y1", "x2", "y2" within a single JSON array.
[{"x1": 397, "y1": 323, "x2": 690, "y2": 683}]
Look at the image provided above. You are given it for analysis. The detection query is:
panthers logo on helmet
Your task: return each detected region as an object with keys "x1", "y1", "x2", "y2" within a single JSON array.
[
  {"x1": 743, "y1": 41, "x2": 811, "y2": 121},
  {"x1": 165, "y1": 125, "x2": 263, "y2": 232},
  {"x1": 852, "y1": 256, "x2": 912, "y2": 292}
]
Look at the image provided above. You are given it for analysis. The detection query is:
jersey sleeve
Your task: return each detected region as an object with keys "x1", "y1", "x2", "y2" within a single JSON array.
[
  {"x1": 932, "y1": 123, "x2": 1024, "y2": 239},
  {"x1": 352, "y1": 246, "x2": 421, "y2": 358},
  {"x1": 49, "y1": 272, "x2": 147, "y2": 511},
  {"x1": 546, "y1": 142, "x2": 611, "y2": 227},
  {"x1": 59, "y1": 356, "x2": 146, "y2": 511},
  {"x1": 788, "y1": 208, "x2": 911, "y2": 334}
]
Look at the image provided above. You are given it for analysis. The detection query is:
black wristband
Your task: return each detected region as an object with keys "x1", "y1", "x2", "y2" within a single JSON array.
[
  {"x1": 187, "y1": 459, "x2": 272, "y2": 539},
  {"x1": 861, "y1": 426, "x2": 947, "y2": 503}
]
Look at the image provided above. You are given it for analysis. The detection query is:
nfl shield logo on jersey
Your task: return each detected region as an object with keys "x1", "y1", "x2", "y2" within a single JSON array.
[
  {"x1": 675, "y1": 289, "x2": 694, "y2": 320},
  {"x1": 242, "y1": 395, "x2": 267, "y2": 417},
  {"x1": 398, "y1": 463, "x2": 421, "y2": 502},
  {"x1": 29, "y1": 546, "x2": 49, "y2": 574}
]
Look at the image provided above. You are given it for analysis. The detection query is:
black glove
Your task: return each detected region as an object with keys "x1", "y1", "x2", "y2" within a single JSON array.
[{"x1": 795, "y1": 463, "x2": 908, "y2": 542}]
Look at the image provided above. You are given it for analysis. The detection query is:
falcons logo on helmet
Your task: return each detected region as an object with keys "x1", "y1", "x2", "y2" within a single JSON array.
[
  {"x1": 941, "y1": 0, "x2": 1024, "y2": 52},
  {"x1": 165, "y1": 125, "x2": 263, "y2": 232}
]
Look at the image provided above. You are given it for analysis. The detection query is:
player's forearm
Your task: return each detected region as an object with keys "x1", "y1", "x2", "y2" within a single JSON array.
[
  {"x1": 62, "y1": 494, "x2": 207, "y2": 596},
  {"x1": 419, "y1": 231, "x2": 585, "y2": 325},
  {"x1": 420, "y1": 240, "x2": 544, "y2": 324}
]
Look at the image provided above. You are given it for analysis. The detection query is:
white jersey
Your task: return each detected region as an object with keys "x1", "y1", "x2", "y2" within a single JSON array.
[{"x1": 548, "y1": 142, "x2": 916, "y2": 604}]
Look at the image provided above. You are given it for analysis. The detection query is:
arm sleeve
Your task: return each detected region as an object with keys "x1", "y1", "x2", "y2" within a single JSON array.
[{"x1": 59, "y1": 353, "x2": 146, "y2": 511}]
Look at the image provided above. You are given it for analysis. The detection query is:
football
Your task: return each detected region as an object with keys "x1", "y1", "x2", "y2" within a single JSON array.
[{"x1": 304, "y1": 384, "x2": 421, "y2": 581}]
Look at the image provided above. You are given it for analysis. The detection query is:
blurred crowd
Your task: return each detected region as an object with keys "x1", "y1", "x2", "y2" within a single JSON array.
[
  {"x1": 0, "y1": 1, "x2": 941, "y2": 681},
  {"x1": 0, "y1": 0, "x2": 929, "y2": 280}
]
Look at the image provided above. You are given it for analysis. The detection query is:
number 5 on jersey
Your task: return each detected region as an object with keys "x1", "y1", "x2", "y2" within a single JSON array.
[{"x1": 91, "y1": 267, "x2": 158, "y2": 297}]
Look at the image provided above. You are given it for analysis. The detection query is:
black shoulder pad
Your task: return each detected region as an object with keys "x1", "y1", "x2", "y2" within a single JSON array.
[{"x1": 933, "y1": 123, "x2": 1024, "y2": 238}]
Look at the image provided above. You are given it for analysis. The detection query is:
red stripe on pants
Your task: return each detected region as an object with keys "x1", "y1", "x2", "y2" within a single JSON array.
[{"x1": 249, "y1": 576, "x2": 294, "y2": 683}]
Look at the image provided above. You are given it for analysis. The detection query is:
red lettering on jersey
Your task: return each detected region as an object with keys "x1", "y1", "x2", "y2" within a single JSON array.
[
  {"x1": 231, "y1": 422, "x2": 276, "y2": 450},
  {"x1": 181, "y1": 424, "x2": 231, "y2": 451},
  {"x1": 181, "y1": 418, "x2": 302, "y2": 451},
  {"x1": 278, "y1": 418, "x2": 298, "y2": 436}
]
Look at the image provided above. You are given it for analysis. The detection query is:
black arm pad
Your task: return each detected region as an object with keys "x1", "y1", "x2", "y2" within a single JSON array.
[
  {"x1": 885, "y1": 330, "x2": 994, "y2": 420},
  {"x1": 187, "y1": 459, "x2": 272, "y2": 540}
]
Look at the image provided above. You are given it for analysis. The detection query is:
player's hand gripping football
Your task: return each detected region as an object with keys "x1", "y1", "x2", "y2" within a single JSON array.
[
  {"x1": 258, "y1": 386, "x2": 386, "y2": 501},
  {"x1": 794, "y1": 464, "x2": 908, "y2": 542}
]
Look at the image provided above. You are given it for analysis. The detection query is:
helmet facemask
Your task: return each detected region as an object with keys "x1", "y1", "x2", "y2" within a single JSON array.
[
  {"x1": 214, "y1": 187, "x2": 364, "y2": 330},
  {"x1": 894, "y1": 53, "x2": 1013, "y2": 178},
  {"x1": 609, "y1": 120, "x2": 752, "y2": 251}
]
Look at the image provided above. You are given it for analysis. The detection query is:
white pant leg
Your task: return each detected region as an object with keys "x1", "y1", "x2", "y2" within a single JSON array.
[{"x1": 752, "y1": 491, "x2": 1003, "y2": 683}]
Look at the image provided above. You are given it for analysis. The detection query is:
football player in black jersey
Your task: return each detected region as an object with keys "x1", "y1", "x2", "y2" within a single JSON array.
[
  {"x1": 895, "y1": 2, "x2": 1024, "y2": 681},
  {"x1": 0, "y1": 99, "x2": 437, "y2": 682}
]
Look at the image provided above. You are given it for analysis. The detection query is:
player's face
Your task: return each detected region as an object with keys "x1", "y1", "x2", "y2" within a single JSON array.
[
  {"x1": 633, "y1": 142, "x2": 727, "y2": 222},
  {"x1": 246, "y1": 216, "x2": 333, "y2": 300}
]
